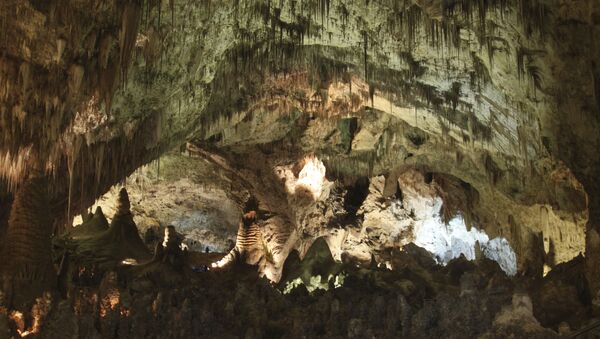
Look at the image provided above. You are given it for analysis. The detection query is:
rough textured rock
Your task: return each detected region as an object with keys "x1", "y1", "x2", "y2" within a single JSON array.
[
  {"x1": 531, "y1": 254, "x2": 591, "y2": 329},
  {"x1": 2, "y1": 228, "x2": 565, "y2": 338},
  {"x1": 0, "y1": 0, "x2": 593, "y2": 249},
  {"x1": 480, "y1": 293, "x2": 560, "y2": 339}
]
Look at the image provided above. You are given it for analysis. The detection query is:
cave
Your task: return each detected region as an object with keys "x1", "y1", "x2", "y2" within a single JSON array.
[{"x1": 1, "y1": 0, "x2": 600, "y2": 338}]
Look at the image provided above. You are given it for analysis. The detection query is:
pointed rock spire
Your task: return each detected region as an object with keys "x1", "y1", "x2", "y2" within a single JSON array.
[{"x1": 115, "y1": 187, "x2": 131, "y2": 216}]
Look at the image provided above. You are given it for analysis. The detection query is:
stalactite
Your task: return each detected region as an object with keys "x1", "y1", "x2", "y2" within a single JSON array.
[
  {"x1": 78, "y1": 149, "x2": 87, "y2": 217},
  {"x1": 516, "y1": 46, "x2": 526, "y2": 81},
  {"x1": 527, "y1": 64, "x2": 543, "y2": 97},
  {"x1": 483, "y1": 152, "x2": 502, "y2": 186},
  {"x1": 157, "y1": 156, "x2": 160, "y2": 180},
  {"x1": 362, "y1": 31, "x2": 369, "y2": 83},
  {"x1": 118, "y1": 0, "x2": 143, "y2": 85}
]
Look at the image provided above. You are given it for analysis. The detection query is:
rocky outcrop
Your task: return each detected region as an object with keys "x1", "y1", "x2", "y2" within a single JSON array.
[
  {"x1": 127, "y1": 225, "x2": 191, "y2": 288},
  {"x1": 68, "y1": 206, "x2": 109, "y2": 240},
  {"x1": 531, "y1": 254, "x2": 591, "y2": 329},
  {"x1": 279, "y1": 237, "x2": 343, "y2": 293},
  {"x1": 480, "y1": 294, "x2": 560, "y2": 339}
]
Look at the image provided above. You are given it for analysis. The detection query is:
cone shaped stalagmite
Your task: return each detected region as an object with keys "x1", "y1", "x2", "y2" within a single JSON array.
[
  {"x1": 82, "y1": 188, "x2": 151, "y2": 263},
  {"x1": 115, "y1": 187, "x2": 131, "y2": 216},
  {"x1": 129, "y1": 225, "x2": 190, "y2": 288},
  {"x1": 69, "y1": 206, "x2": 109, "y2": 240},
  {"x1": 2, "y1": 175, "x2": 55, "y2": 310},
  {"x1": 67, "y1": 188, "x2": 151, "y2": 269},
  {"x1": 108, "y1": 188, "x2": 150, "y2": 261}
]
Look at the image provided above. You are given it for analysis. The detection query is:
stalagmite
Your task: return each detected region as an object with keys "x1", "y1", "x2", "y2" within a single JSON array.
[
  {"x1": 1, "y1": 174, "x2": 55, "y2": 310},
  {"x1": 212, "y1": 206, "x2": 263, "y2": 269}
]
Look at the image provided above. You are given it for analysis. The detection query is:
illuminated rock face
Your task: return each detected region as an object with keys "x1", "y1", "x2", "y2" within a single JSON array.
[
  {"x1": 295, "y1": 156, "x2": 328, "y2": 200},
  {"x1": 388, "y1": 170, "x2": 518, "y2": 275},
  {"x1": 413, "y1": 212, "x2": 517, "y2": 275},
  {"x1": 341, "y1": 170, "x2": 518, "y2": 276},
  {"x1": 279, "y1": 156, "x2": 330, "y2": 202}
]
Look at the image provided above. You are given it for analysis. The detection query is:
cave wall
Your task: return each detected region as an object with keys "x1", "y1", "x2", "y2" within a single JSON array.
[{"x1": 544, "y1": 0, "x2": 600, "y2": 297}]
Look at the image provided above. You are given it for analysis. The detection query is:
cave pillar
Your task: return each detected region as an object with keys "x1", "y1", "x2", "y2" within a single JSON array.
[{"x1": 1, "y1": 175, "x2": 56, "y2": 310}]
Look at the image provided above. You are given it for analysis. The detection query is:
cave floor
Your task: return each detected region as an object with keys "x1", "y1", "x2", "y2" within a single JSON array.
[{"x1": 1, "y1": 243, "x2": 592, "y2": 338}]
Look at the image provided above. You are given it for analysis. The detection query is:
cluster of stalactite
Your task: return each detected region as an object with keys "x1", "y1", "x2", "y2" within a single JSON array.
[
  {"x1": 0, "y1": 0, "x2": 554, "y2": 210},
  {"x1": 192, "y1": 0, "x2": 548, "y2": 156},
  {"x1": 0, "y1": 112, "x2": 168, "y2": 237},
  {"x1": 0, "y1": 0, "x2": 177, "y2": 195},
  {"x1": 53, "y1": 112, "x2": 169, "y2": 232},
  {"x1": 0, "y1": 1, "x2": 133, "y2": 185}
]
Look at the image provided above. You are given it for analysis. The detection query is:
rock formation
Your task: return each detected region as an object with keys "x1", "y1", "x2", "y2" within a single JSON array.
[
  {"x1": 55, "y1": 187, "x2": 151, "y2": 288},
  {"x1": 212, "y1": 198, "x2": 265, "y2": 269}
]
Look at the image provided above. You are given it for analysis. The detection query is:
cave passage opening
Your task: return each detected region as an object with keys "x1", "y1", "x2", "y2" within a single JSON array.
[{"x1": 71, "y1": 150, "x2": 241, "y2": 253}]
